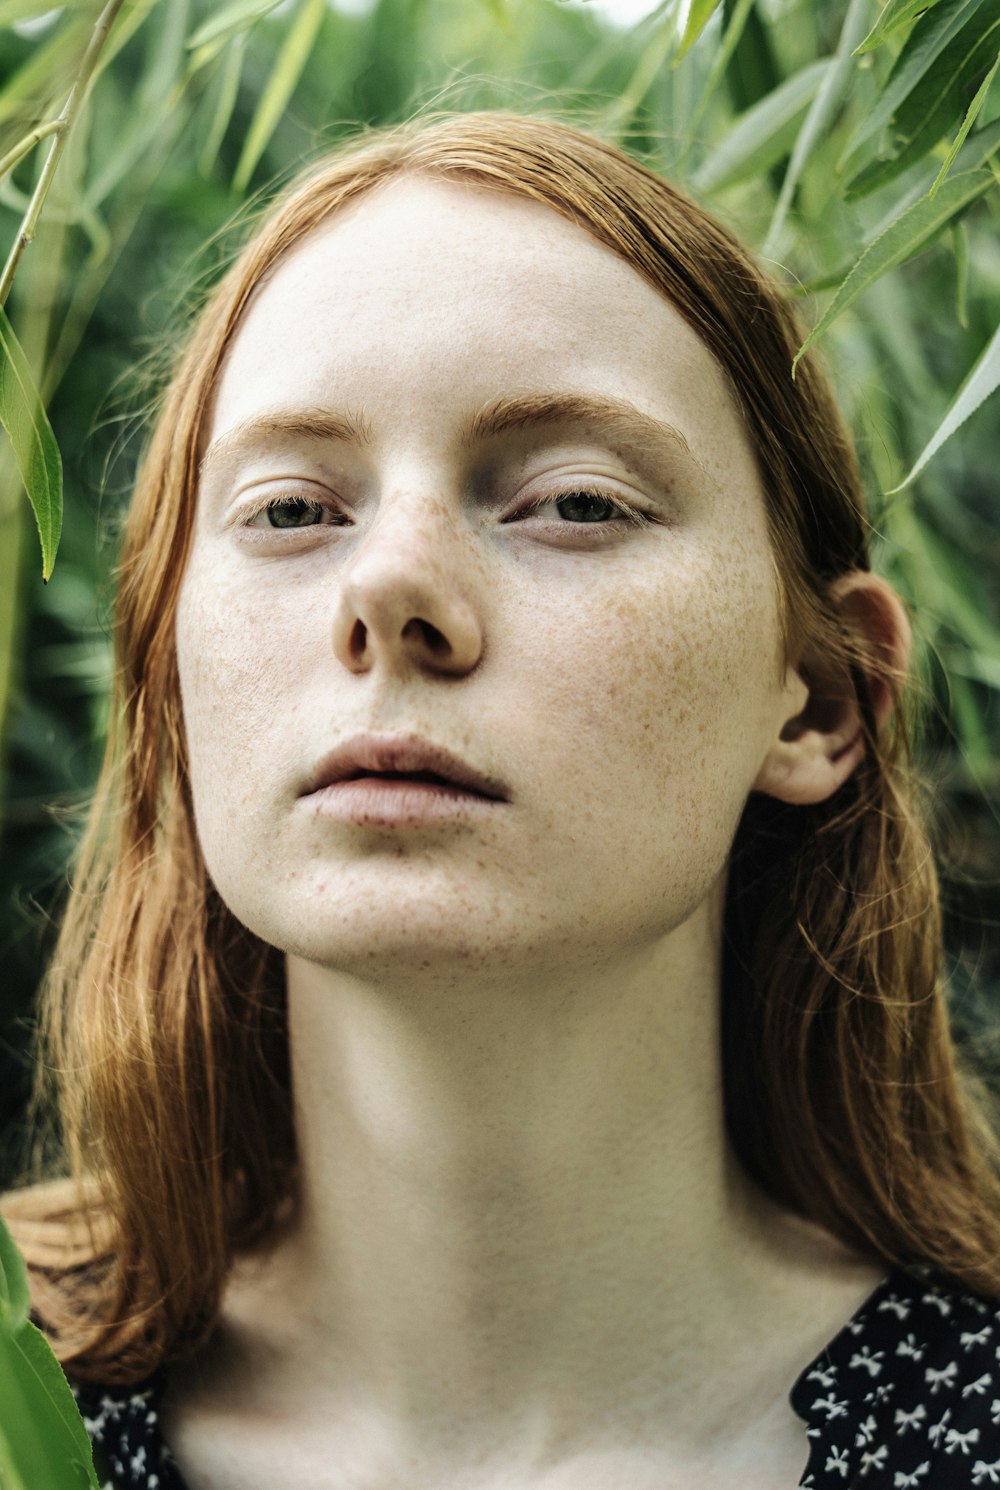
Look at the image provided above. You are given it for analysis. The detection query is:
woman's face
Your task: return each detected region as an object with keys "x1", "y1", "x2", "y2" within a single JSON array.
[{"x1": 176, "y1": 177, "x2": 804, "y2": 978}]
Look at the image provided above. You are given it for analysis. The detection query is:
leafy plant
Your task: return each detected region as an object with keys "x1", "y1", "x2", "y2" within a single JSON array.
[
  {"x1": 0, "y1": 1213, "x2": 102, "y2": 1489},
  {"x1": 0, "y1": 0, "x2": 997, "y2": 1467}
]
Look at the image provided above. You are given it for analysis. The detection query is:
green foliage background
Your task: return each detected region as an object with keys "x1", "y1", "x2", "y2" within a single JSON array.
[{"x1": 0, "y1": 0, "x2": 998, "y2": 1185}]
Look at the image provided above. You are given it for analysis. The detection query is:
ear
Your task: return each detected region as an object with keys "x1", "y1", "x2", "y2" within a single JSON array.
[{"x1": 753, "y1": 571, "x2": 912, "y2": 807}]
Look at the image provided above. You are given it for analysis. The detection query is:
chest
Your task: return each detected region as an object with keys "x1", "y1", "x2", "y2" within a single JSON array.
[{"x1": 159, "y1": 1392, "x2": 813, "y2": 1490}]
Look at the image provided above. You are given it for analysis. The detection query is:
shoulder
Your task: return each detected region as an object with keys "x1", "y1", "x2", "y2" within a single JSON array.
[
  {"x1": 795, "y1": 1265, "x2": 1000, "y2": 1487},
  {"x1": 72, "y1": 1371, "x2": 189, "y2": 1490}
]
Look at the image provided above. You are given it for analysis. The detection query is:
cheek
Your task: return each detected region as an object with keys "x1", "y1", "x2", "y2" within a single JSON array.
[
  {"x1": 506, "y1": 539, "x2": 783, "y2": 892},
  {"x1": 174, "y1": 560, "x2": 306, "y2": 836}
]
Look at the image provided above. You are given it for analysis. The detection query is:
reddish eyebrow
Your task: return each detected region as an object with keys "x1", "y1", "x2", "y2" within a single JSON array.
[
  {"x1": 199, "y1": 392, "x2": 696, "y2": 478},
  {"x1": 200, "y1": 407, "x2": 374, "y2": 478},
  {"x1": 465, "y1": 392, "x2": 695, "y2": 460}
]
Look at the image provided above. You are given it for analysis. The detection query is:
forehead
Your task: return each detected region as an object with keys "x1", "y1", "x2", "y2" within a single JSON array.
[{"x1": 208, "y1": 175, "x2": 752, "y2": 486}]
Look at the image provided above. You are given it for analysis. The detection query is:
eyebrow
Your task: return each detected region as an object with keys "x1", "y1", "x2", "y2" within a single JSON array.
[
  {"x1": 199, "y1": 391, "x2": 695, "y2": 480},
  {"x1": 465, "y1": 392, "x2": 694, "y2": 461}
]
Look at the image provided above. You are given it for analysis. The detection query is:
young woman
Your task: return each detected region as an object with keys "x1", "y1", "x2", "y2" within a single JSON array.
[{"x1": 5, "y1": 111, "x2": 1000, "y2": 1490}]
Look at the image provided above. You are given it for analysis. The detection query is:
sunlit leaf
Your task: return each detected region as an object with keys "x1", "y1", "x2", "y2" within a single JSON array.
[
  {"x1": 675, "y1": 0, "x2": 721, "y2": 63},
  {"x1": 0, "y1": 1208, "x2": 30, "y2": 1329},
  {"x1": 232, "y1": 0, "x2": 326, "y2": 193},
  {"x1": 930, "y1": 45, "x2": 1000, "y2": 193},
  {"x1": 692, "y1": 58, "x2": 829, "y2": 192},
  {"x1": 0, "y1": 1217, "x2": 100, "y2": 1490},
  {"x1": 0, "y1": 307, "x2": 62, "y2": 581},
  {"x1": 0, "y1": 0, "x2": 69, "y2": 24},
  {"x1": 854, "y1": 0, "x2": 947, "y2": 54},
  {"x1": 793, "y1": 169, "x2": 993, "y2": 372},
  {"x1": 186, "y1": 0, "x2": 284, "y2": 52},
  {"x1": 890, "y1": 316, "x2": 1000, "y2": 487}
]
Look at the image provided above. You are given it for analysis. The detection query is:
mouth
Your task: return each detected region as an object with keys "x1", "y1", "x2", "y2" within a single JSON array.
[
  {"x1": 302, "y1": 735, "x2": 510, "y2": 803},
  {"x1": 341, "y1": 768, "x2": 490, "y2": 794}
]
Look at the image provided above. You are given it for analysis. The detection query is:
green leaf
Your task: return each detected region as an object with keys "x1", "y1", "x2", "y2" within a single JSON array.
[
  {"x1": 840, "y1": 0, "x2": 991, "y2": 174},
  {"x1": 475, "y1": 0, "x2": 511, "y2": 31},
  {"x1": 232, "y1": 0, "x2": 327, "y2": 194},
  {"x1": 686, "y1": 0, "x2": 755, "y2": 141},
  {"x1": 186, "y1": 0, "x2": 284, "y2": 51},
  {"x1": 844, "y1": 13, "x2": 1000, "y2": 197},
  {"x1": 763, "y1": 0, "x2": 871, "y2": 254},
  {"x1": 930, "y1": 44, "x2": 1000, "y2": 193},
  {"x1": 792, "y1": 168, "x2": 993, "y2": 372},
  {"x1": 692, "y1": 58, "x2": 830, "y2": 192},
  {"x1": 0, "y1": 0, "x2": 75, "y2": 24},
  {"x1": 676, "y1": 0, "x2": 722, "y2": 62},
  {"x1": 0, "y1": 1324, "x2": 101, "y2": 1490},
  {"x1": 855, "y1": 0, "x2": 948, "y2": 54},
  {"x1": 0, "y1": 307, "x2": 62, "y2": 581},
  {"x1": 890, "y1": 316, "x2": 1000, "y2": 487},
  {"x1": 0, "y1": 1217, "x2": 100, "y2": 1490},
  {"x1": 198, "y1": 32, "x2": 249, "y2": 178},
  {"x1": 0, "y1": 1212, "x2": 30, "y2": 1329},
  {"x1": 952, "y1": 216, "x2": 969, "y2": 324}
]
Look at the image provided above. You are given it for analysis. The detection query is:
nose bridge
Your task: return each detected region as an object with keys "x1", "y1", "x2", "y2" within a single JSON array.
[{"x1": 331, "y1": 468, "x2": 484, "y2": 678}]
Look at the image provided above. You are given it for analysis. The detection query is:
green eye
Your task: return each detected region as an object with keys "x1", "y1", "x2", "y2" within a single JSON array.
[
  {"x1": 266, "y1": 497, "x2": 326, "y2": 528},
  {"x1": 555, "y1": 490, "x2": 620, "y2": 523}
]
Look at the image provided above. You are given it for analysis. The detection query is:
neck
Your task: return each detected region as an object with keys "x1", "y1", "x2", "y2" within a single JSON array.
[{"x1": 226, "y1": 896, "x2": 878, "y2": 1474}]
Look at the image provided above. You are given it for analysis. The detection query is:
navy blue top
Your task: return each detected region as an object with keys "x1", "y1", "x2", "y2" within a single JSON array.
[{"x1": 72, "y1": 1265, "x2": 1000, "y2": 1488}]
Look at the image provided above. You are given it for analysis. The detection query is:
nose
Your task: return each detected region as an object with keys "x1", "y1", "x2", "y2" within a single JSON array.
[{"x1": 331, "y1": 490, "x2": 485, "y2": 679}]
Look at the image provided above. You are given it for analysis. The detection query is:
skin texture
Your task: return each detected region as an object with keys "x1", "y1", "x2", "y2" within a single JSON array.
[{"x1": 167, "y1": 178, "x2": 900, "y2": 1489}]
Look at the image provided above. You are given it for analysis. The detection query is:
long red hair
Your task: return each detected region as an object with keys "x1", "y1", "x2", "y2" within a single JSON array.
[{"x1": 6, "y1": 111, "x2": 1000, "y2": 1385}]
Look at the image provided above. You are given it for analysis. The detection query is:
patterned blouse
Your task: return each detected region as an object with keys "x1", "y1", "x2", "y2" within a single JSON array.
[{"x1": 72, "y1": 1265, "x2": 1000, "y2": 1489}]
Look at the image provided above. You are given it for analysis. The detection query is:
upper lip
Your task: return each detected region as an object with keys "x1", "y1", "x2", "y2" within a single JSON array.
[{"x1": 302, "y1": 734, "x2": 509, "y2": 801}]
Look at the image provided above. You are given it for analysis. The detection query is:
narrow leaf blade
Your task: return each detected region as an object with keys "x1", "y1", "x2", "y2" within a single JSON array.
[
  {"x1": 187, "y1": 0, "x2": 284, "y2": 51},
  {"x1": 840, "y1": 0, "x2": 989, "y2": 174},
  {"x1": 233, "y1": 0, "x2": 326, "y2": 193},
  {"x1": 692, "y1": 58, "x2": 829, "y2": 193},
  {"x1": 0, "y1": 1213, "x2": 30, "y2": 1329},
  {"x1": 891, "y1": 317, "x2": 1000, "y2": 487},
  {"x1": 792, "y1": 169, "x2": 993, "y2": 371},
  {"x1": 930, "y1": 46, "x2": 1000, "y2": 194},
  {"x1": 0, "y1": 1323, "x2": 101, "y2": 1490},
  {"x1": 676, "y1": 0, "x2": 722, "y2": 62},
  {"x1": 855, "y1": 0, "x2": 948, "y2": 54},
  {"x1": 0, "y1": 307, "x2": 62, "y2": 581}
]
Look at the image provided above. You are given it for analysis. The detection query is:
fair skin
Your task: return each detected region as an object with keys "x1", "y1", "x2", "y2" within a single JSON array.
[{"x1": 164, "y1": 177, "x2": 908, "y2": 1489}]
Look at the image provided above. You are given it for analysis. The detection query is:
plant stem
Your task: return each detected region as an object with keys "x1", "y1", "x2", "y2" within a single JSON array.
[
  {"x1": 0, "y1": 0, "x2": 129, "y2": 310},
  {"x1": 0, "y1": 121, "x2": 63, "y2": 187}
]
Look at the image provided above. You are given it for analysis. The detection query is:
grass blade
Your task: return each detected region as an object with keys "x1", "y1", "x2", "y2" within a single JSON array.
[
  {"x1": 233, "y1": 0, "x2": 326, "y2": 193},
  {"x1": 792, "y1": 168, "x2": 993, "y2": 373},
  {"x1": 890, "y1": 316, "x2": 1000, "y2": 487},
  {"x1": 0, "y1": 307, "x2": 62, "y2": 581}
]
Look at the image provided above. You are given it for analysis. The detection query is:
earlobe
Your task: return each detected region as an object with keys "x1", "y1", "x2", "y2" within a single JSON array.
[{"x1": 753, "y1": 572, "x2": 912, "y2": 807}]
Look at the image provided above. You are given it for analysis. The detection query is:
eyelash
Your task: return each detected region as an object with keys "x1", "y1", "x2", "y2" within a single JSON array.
[{"x1": 239, "y1": 487, "x2": 654, "y2": 535}]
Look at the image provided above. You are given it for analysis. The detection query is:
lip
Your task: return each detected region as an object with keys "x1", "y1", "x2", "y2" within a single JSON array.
[{"x1": 301, "y1": 733, "x2": 510, "y2": 804}]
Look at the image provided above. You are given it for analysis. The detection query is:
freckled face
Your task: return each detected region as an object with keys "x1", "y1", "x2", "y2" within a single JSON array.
[{"x1": 175, "y1": 177, "x2": 800, "y2": 979}]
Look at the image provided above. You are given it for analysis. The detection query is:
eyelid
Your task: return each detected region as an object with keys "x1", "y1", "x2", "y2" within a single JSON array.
[{"x1": 233, "y1": 482, "x2": 344, "y2": 527}]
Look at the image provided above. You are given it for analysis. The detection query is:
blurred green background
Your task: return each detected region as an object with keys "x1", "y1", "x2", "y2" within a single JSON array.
[{"x1": 0, "y1": 0, "x2": 998, "y2": 1186}]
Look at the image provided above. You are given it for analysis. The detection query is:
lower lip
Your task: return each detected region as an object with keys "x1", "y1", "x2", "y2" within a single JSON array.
[{"x1": 303, "y1": 777, "x2": 504, "y2": 826}]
